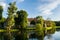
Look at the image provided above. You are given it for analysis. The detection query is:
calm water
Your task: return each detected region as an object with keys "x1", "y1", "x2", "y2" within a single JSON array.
[
  {"x1": 44, "y1": 31, "x2": 60, "y2": 40},
  {"x1": 0, "y1": 30, "x2": 60, "y2": 40},
  {"x1": 29, "y1": 31, "x2": 60, "y2": 40}
]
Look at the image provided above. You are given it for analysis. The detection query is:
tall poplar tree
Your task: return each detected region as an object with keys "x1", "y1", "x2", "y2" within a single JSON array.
[{"x1": 6, "y1": 2, "x2": 17, "y2": 30}]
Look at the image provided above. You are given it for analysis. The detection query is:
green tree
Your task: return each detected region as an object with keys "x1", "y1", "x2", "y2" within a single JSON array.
[
  {"x1": 46, "y1": 18, "x2": 55, "y2": 27},
  {"x1": 6, "y1": 2, "x2": 17, "y2": 30},
  {"x1": 35, "y1": 24, "x2": 44, "y2": 40},
  {"x1": 54, "y1": 21, "x2": 60, "y2": 26},
  {"x1": 36, "y1": 16, "x2": 44, "y2": 40},
  {"x1": 46, "y1": 18, "x2": 56, "y2": 34},
  {"x1": 36, "y1": 16, "x2": 44, "y2": 27},
  {"x1": 15, "y1": 10, "x2": 28, "y2": 29},
  {"x1": 0, "y1": 6, "x2": 3, "y2": 19},
  {"x1": 36, "y1": 24, "x2": 43, "y2": 36},
  {"x1": 0, "y1": 18, "x2": 5, "y2": 28},
  {"x1": 51, "y1": 21, "x2": 56, "y2": 34}
]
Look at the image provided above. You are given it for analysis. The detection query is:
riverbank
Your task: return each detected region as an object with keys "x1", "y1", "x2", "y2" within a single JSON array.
[
  {"x1": 0, "y1": 26, "x2": 59, "y2": 32},
  {"x1": 0, "y1": 29, "x2": 19, "y2": 32}
]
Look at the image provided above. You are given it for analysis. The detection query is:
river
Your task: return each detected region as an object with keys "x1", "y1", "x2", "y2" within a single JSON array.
[
  {"x1": 44, "y1": 31, "x2": 60, "y2": 40},
  {"x1": 29, "y1": 31, "x2": 60, "y2": 40},
  {"x1": 0, "y1": 29, "x2": 60, "y2": 40}
]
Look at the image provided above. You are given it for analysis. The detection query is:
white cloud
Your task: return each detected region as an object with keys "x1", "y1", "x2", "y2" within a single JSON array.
[
  {"x1": 0, "y1": 0, "x2": 24, "y2": 8},
  {"x1": 0, "y1": 2, "x2": 8, "y2": 12},
  {"x1": 38, "y1": 0, "x2": 60, "y2": 16},
  {"x1": 0, "y1": 2, "x2": 8, "y2": 18},
  {"x1": 0, "y1": 2, "x2": 6, "y2": 9}
]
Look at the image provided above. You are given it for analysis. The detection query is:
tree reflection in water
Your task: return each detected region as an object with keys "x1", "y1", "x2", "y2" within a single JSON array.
[
  {"x1": 0, "y1": 28, "x2": 56, "y2": 40},
  {"x1": 0, "y1": 32, "x2": 4, "y2": 40},
  {"x1": 3, "y1": 30, "x2": 28, "y2": 40},
  {"x1": 44, "y1": 29, "x2": 55, "y2": 40},
  {"x1": 4, "y1": 31, "x2": 14, "y2": 40},
  {"x1": 15, "y1": 30, "x2": 28, "y2": 40}
]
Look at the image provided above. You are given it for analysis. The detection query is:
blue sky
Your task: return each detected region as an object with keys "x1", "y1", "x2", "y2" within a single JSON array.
[{"x1": 0, "y1": 0, "x2": 60, "y2": 21}]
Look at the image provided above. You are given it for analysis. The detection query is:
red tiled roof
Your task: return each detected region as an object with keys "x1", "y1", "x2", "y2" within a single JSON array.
[{"x1": 28, "y1": 18, "x2": 34, "y2": 22}]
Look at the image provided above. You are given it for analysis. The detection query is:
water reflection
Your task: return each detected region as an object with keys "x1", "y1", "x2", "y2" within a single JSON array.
[
  {"x1": 0, "y1": 29, "x2": 57, "y2": 40},
  {"x1": 44, "y1": 29, "x2": 55, "y2": 40},
  {"x1": 44, "y1": 31, "x2": 60, "y2": 40},
  {"x1": 0, "y1": 32, "x2": 4, "y2": 40},
  {"x1": 44, "y1": 34, "x2": 55, "y2": 40},
  {"x1": 15, "y1": 30, "x2": 28, "y2": 40},
  {"x1": 4, "y1": 31, "x2": 14, "y2": 40},
  {"x1": 53, "y1": 31, "x2": 60, "y2": 40}
]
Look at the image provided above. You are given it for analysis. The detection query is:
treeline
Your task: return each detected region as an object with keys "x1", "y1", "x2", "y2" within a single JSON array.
[{"x1": 54, "y1": 21, "x2": 60, "y2": 26}]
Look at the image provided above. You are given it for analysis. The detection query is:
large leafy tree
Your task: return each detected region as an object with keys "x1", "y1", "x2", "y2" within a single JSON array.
[
  {"x1": 36, "y1": 24, "x2": 43, "y2": 35},
  {"x1": 36, "y1": 16, "x2": 44, "y2": 27},
  {"x1": 35, "y1": 23, "x2": 44, "y2": 40},
  {"x1": 6, "y1": 2, "x2": 17, "y2": 30},
  {"x1": 46, "y1": 18, "x2": 56, "y2": 34},
  {"x1": 35, "y1": 16, "x2": 44, "y2": 39},
  {"x1": 15, "y1": 10, "x2": 28, "y2": 29},
  {"x1": 46, "y1": 18, "x2": 55, "y2": 27}
]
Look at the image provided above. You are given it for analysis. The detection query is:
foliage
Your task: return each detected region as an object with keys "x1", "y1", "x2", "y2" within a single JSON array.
[
  {"x1": 0, "y1": 6, "x2": 3, "y2": 19},
  {"x1": 36, "y1": 16, "x2": 44, "y2": 27},
  {"x1": 46, "y1": 18, "x2": 56, "y2": 34},
  {"x1": 0, "y1": 18, "x2": 6, "y2": 28},
  {"x1": 51, "y1": 21, "x2": 56, "y2": 32},
  {"x1": 0, "y1": 6, "x2": 5, "y2": 28},
  {"x1": 36, "y1": 16, "x2": 42, "y2": 19},
  {"x1": 6, "y1": 2, "x2": 17, "y2": 30},
  {"x1": 0, "y1": 6, "x2": 4, "y2": 24},
  {"x1": 15, "y1": 10, "x2": 28, "y2": 29},
  {"x1": 8, "y1": 2, "x2": 17, "y2": 14},
  {"x1": 46, "y1": 18, "x2": 56, "y2": 27},
  {"x1": 0, "y1": 5, "x2": 3, "y2": 21},
  {"x1": 35, "y1": 24, "x2": 43, "y2": 36},
  {"x1": 54, "y1": 21, "x2": 60, "y2": 26}
]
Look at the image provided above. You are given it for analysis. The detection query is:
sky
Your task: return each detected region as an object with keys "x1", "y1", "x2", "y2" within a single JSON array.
[{"x1": 0, "y1": 0, "x2": 60, "y2": 21}]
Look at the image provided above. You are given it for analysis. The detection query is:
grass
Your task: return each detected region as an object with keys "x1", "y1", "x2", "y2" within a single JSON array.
[
  {"x1": 56, "y1": 26, "x2": 60, "y2": 28},
  {"x1": 0, "y1": 29, "x2": 6, "y2": 32},
  {"x1": 0, "y1": 29, "x2": 19, "y2": 32},
  {"x1": 45, "y1": 27, "x2": 52, "y2": 30},
  {"x1": 0, "y1": 26, "x2": 59, "y2": 32}
]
